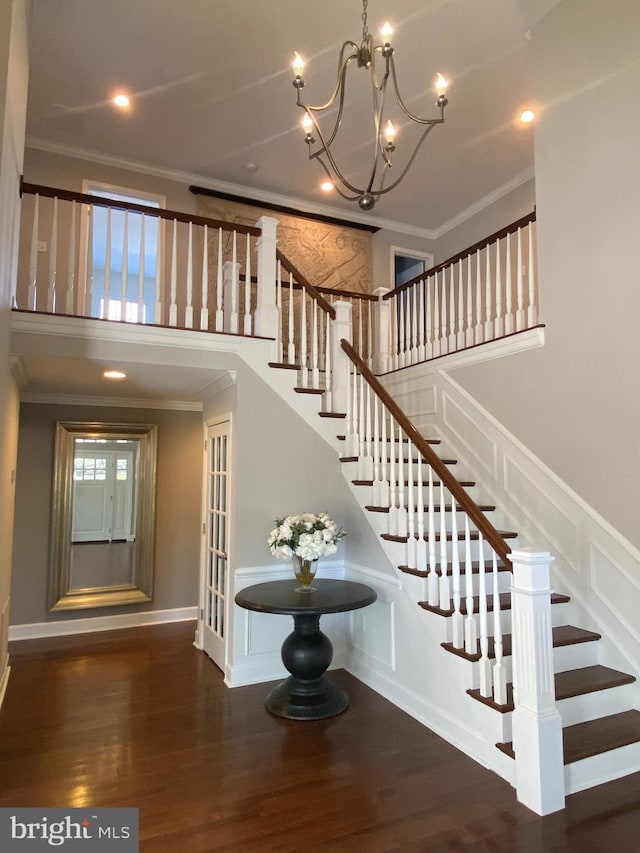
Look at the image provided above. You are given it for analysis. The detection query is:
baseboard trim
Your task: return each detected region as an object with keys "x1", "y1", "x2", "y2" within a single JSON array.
[{"x1": 8, "y1": 606, "x2": 198, "y2": 641}]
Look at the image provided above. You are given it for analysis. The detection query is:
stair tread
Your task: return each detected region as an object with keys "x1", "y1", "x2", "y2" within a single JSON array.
[
  {"x1": 467, "y1": 663, "x2": 634, "y2": 714},
  {"x1": 367, "y1": 504, "x2": 496, "y2": 513},
  {"x1": 497, "y1": 710, "x2": 640, "y2": 765},
  {"x1": 268, "y1": 361, "x2": 300, "y2": 370},
  {"x1": 318, "y1": 411, "x2": 346, "y2": 418},
  {"x1": 384, "y1": 530, "x2": 518, "y2": 544},
  {"x1": 353, "y1": 479, "x2": 476, "y2": 488},
  {"x1": 421, "y1": 591, "x2": 570, "y2": 619},
  {"x1": 442, "y1": 625, "x2": 601, "y2": 662},
  {"x1": 294, "y1": 386, "x2": 324, "y2": 395},
  {"x1": 399, "y1": 560, "x2": 510, "y2": 579}
]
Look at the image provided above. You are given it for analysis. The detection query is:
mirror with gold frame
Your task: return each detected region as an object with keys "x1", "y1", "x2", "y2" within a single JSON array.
[{"x1": 49, "y1": 421, "x2": 158, "y2": 611}]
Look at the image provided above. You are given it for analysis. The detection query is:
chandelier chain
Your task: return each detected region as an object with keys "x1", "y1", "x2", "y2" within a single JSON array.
[{"x1": 361, "y1": 0, "x2": 368, "y2": 43}]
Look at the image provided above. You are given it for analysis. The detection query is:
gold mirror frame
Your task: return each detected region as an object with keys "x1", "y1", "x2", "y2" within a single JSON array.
[{"x1": 49, "y1": 421, "x2": 158, "y2": 611}]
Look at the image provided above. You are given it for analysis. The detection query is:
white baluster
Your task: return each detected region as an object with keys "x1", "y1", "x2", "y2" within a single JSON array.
[
  {"x1": 527, "y1": 223, "x2": 537, "y2": 327},
  {"x1": 494, "y1": 237, "x2": 504, "y2": 338},
  {"x1": 65, "y1": 200, "x2": 77, "y2": 315},
  {"x1": 515, "y1": 227, "x2": 525, "y2": 332},
  {"x1": 465, "y1": 255, "x2": 474, "y2": 347},
  {"x1": 276, "y1": 261, "x2": 283, "y2": 360},
  {"x1": 299, "y1": 288, "x2": 308, "y2": 386},
  {"x1": 357, "y1": 372, "x2": 366, "y2": 480},
  {"x1": 406, "y1": 438, "x2": 416, "y2": 568},
  {"x1": 450, "y1": 496, "x2": 463, "y2": 648},
  {"x1": 120, "y1": 210, "x2": 129, "y2": 320},
  {"x1": 287, "y1": 273, "x2": 295, "y2": 364},
  {"x1": 396, "y1": 421, "x2": 408, "y2": 538},
  {"x1": 215, "y1": 228, "x2": 224, "y2": 332},
  {"x1": 311, "y1": 298, "x2": 319, "y2": 388},
  {"x1": 185, "y1": 221, "x2": 194, "y2": 329},
  {"x1": 474, "y1": 251, "x2": 484, "y2": 344},
  {"x1": 349, "y1": 366, "x2": 359, "y2": 458},
  {"x1": 463, "y1": 515, "x2": 477, "y2": 654},
  {"x1": 390, "y1": 292, "x2": 398, "y2": 370},
  {"x1": 448, "y1": 264, "x2": 456, "y2": 351},
  {"x1": 324, "y1": 311, "x2": 332, "y2": 412},
  {"x1": 28, "y1": 193, "x2": 39, "y2": 310},
  {"x1": 425, "y1": 278, "x2": 434, "y2": 360},
  {"x1": 388, "y1": 413, "x2": 398, "y2": 535},
  {"x1": 416, "y1": 454, "x2": 427, "y2": 573},
  {"x1": 379, "y1": 401, "x2": 390, "y2": 508},
  {"x1": 229, "y1": 230, "x2": 238, "y2": 333},
  {"x1": 103, "y1": 207, "x2": 112, "y2": 318},
  {"x1": 427, "y1": 467, "x2": 438, "y2": 606},
  {"x1": 372, "y1": 394, "x2": 381, "y2": 505},
  {"x1": 84, "y1": 204, "x2": 94, "y2": 317},
  {"x1": 153, "y1": 215, "x2": 162, "y2": 324},
  {"x1": 47, "y1": 196, "x2": 58, "y2": 313},
  {"x1": 243, "y1": 233, "x2": 252, "y2": 336},
  {"x1": 505, "y1": 233, "x2": 514, "y2": 335},
  {"x1": 417, "y1": 279, "x2": 426, "y2": 362},
  {"x1": 484, "y1": 244, "x2": 493, "y2": 342},
  {"x1": 438, "y1": 482, "x2": 450, "y2": 610},
  {"x1": 200, "y1": 224, "x2": 209, "y2": 330},
  {"x1": 357, "y1": 295, "x2": 363, "y2": 359},
  {"x1": 343, "y1": 364, "x2": 354, "y2": 459},
  {"x1": 492, "y1": 551, "x2": 508, "y2": 705},
  {"x1": 367, "y1": 299, "x2": 373, "y2": 370},
  {"x1": 138, "y1": 213, "x2": 146, "y2": 322},
  {"x1": 411, "y1": 284, "x2": 419, "y2": 364},
  {"x1": 457, "y1": 260, "x2": 465, "y2": 350},
  {"x1": 441, "y1": 270, "x2": 449, "y2": 355},
  {"x1": 432, "y1": 272, "x2": 441, "y2": 358},
  {"x1": 169, "y1": 218, "x2": 178, "y2": 327},
  {"x1": 478, "y1": 534, "x2": 493, "y2": 697},
  {"x1": 363, "y1": 382, "x2": 374, "y2": 481}
]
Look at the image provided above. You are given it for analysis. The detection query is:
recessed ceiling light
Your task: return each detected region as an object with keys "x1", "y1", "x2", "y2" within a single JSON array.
[
  {"x1": 103, "y1": 370, "x2": 126, "y2": 380},
  {"x1": 245, "y1": 162, "x2": 259, "y2": 173},
  {"x1": 113, "y1": 93, "x2": 130, "y2": 109},
  {"x1": 321, "y1": 181, "x2": 334, "y2": 192},
  {"x1": 520, "y1": 109, "x2": 536, "y2": 124}
]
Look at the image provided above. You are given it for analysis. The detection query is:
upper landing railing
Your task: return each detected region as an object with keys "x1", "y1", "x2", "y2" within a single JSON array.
[{"x1": 379, "y1": 211, "x2": 539, "y2": 371}]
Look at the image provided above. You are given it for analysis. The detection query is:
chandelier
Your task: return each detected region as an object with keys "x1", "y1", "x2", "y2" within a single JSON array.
[{"x1": 292, "y1": 0, "x2": 449, "y2": 211}]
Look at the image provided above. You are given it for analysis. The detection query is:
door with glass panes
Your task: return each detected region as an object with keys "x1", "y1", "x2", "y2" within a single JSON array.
[{"x1": 200, "y1": 419, "x2": 231, "y2": 670}]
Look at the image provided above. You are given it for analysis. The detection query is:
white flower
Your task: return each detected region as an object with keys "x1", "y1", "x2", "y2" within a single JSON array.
[{"x1": 267, "y1": 512, "x2": 347, "y2": 562}]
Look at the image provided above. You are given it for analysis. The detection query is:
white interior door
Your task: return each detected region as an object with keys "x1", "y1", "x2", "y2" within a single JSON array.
[
  {"x1": 72, "y1": 449, "x2": 135, "y2": 542},
  {"x1": 200, "y1": 419, "x2": 231, "y2": 671}
]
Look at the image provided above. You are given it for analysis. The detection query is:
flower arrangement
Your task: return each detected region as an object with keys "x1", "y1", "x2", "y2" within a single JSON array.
[{"x1": 268, "y1": 512, "x2": 347, "y2": 563}]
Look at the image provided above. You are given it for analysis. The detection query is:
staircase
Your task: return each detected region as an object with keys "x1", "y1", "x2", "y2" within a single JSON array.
[{"x1": 267, "y1": 341, "x2": 640, "y2": 814}]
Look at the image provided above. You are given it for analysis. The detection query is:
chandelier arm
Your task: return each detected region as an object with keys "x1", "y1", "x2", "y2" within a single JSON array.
[
  {"x1": 368, "y1": 123, "x2": 438, "y2": 197},
  {"x1": 372, "y1": 73, "x2": 393, "y2": 168},
  {"x1": 389, "y1": 60, "x2": 446, "y2": 125},
  {"x1": 313, "y1": 157, "x2": 362, "y2": 201},
  {"x1": 370, "y1": 45, "x2": 392, "y2": 92},
  {"x1": 297, "y1": 42, "x2": 359, "y2": 113}
]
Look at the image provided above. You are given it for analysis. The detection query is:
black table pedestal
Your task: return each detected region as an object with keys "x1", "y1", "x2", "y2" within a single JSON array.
[{"x1": 265, "y1": 613, "x2": 348, "y2": 720}]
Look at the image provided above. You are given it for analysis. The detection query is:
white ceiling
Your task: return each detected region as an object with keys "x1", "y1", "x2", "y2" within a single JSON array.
[{"x1": 26, "y1": 0, "x2": 552, "y2": 233}]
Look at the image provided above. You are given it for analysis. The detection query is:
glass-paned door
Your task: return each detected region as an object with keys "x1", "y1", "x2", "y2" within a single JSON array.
[{"x1": 200, "y1": 420, "x2": 231, "y2": 671}]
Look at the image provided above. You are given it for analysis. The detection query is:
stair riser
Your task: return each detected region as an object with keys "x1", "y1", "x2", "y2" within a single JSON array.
[
  {"x1": 382, "y1": 537, "x2": 518, "y2": 570},
  {"x1": 565, "y1": 741, "x2": 640, "y2": 795},
  {"x1": 558, "y1": 682, "x2": 637, "y2": 727}
]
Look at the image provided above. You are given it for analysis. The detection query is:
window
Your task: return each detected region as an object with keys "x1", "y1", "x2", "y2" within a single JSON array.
[{"x1": 80, "y1": 181, "x2": 165, "y2": 323}]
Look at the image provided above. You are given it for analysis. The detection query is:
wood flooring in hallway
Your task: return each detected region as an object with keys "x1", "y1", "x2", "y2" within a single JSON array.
[{"x1": 1, "y1": 621, "x2": 639, "y2": 852}]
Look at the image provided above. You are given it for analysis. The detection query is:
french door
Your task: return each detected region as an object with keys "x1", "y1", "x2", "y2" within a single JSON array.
[{"x1": 200, "y1": 419, "x2": 231, "y2": 671}]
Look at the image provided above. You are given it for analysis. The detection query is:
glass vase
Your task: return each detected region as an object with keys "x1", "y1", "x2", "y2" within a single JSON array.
[{"x1": 293, "y1": 556, "x2": 317, "y2": 591}]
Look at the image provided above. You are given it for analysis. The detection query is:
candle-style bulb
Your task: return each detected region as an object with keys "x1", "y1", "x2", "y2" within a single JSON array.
[
  {"x1": 302, "y1": 113, "x2": 313, "y2": 134},
  {"x1": 384, "y1": 120, "x2": 396, "y2": 145},
  {"x1": 435, "y1": 73, "x2": 448, "y2": 94},
  {"x1": 293, "y1": 52, "x2": 305, "y2": 77},
  {"x1": 381, "y1": 21, "x2": 393, "y2": 42}
]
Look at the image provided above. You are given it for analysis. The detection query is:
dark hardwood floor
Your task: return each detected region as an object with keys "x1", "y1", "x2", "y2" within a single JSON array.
[{"x1": 1, "y1": 622, "x2": 639, "y2": 852}]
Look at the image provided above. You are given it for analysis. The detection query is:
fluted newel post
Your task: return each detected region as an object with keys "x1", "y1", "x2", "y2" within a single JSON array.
[
  {"x1": 373, "y1": 287, "x2": 391, "y2": 374},
  {"x1": 330, "y1": 300, "x2": 353, "y2": 415},
  {"x1": 510, "y1": 548, "x2": 565, "y2": 816},
  {"x1": 255, "y1": 215, "x2": 279, "y2": 353}
]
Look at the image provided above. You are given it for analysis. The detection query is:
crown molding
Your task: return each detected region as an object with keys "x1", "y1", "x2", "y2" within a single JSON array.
[
  {"x1": 199, "y1": 370, "x2": 238, "y2": 401},
  {"x1": 9, "y1": 355, "x2": 28, "y2": 389},
  {"x1": 25, "y1": 136, "x2": 437, "y2": 240},
  {"x1": 25, "y1": 136, "x2": 535, "y2": 244},
  {"x1": 431, "y1": 167, "x2": 535, "y2": 239},
  {"x1": 20, "y1": 392, "x2": 203, "y2": 411}
]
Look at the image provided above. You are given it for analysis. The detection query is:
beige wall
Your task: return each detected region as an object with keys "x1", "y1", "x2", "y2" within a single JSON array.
[
  {"x1": 11, "y1": 403, "x2": 202, "y2": 625},
  {"x1": 451, "y1": 0, "x2": 640, "y2": 548},
  {"x1": 0, "y1": 0, "x2": 28, "y2": 688}
]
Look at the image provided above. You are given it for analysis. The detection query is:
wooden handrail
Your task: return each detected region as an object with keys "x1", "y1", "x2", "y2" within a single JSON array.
[
  {"x1": 341, "y1": 338, "x2": 512, "y2": 564},
  {"x1": 20, "y1": 181, "x2": 261, "y2": 236},
  {"x1": 276, "y1": 249, "x2": 336, "y2": 319},
  {"x1": 384, "y1": 209, "x2": 537, "y2": 299}
]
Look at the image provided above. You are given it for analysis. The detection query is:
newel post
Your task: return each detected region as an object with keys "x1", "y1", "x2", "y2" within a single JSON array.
[
  {"x1": 255, "y1": 215, "x2": 279, "y2": 347},
  {"x1": 373, "y1": 287, "x2": 391, "y2": 374},
  {"x1": 509, "y1": 548, "x2": 565, "y2": 815},
  {"x1": 330, "y1": 300, "x2": 353, "y2": 415}
]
